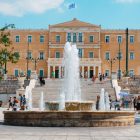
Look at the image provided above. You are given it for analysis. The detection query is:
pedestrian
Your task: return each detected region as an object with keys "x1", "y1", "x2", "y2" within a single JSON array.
[
  {"x1": 99, "y1": 74, "x2": 102, "y2": 82},
  {"x1": 137, "y1": 96, "x2": 140, "y2": 110},
  {"x1": 19, "y1": 94, "x2": 23, "y2": 109},
  {"x1": 102, "y1": 74, "x2": 105, "y2": 80},
  {"x1": 22, "y1": 95, "x2": 27, "y2": 110},
  {"x1": 96, "y1": 95, "x2": 100, "y2": 110},
  {"x1": 51, "y1": 71, "x2": 55, "y2": 79},
  {"x1": 109, "y1": 95, "x2": 112, "y2": 110},
  {"x1": 12, "y1": 97, "x2": 19, "y2": 111},
  {"x1": 7, "y1": 96, "x2": 13, "y2": 110},
  {"x1": 133, "y1": 97, "x2": 137, "y2": 111}
]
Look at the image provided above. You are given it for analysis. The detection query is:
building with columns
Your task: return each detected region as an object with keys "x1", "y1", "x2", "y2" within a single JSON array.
[{"x1": 4, "y1": 18, "x2": 140, "y2": 78}]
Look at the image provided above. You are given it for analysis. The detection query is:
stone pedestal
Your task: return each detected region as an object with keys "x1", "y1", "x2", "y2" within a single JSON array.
[{"x1": 16, "y1": 77, "x2": 26, "y2": 97}]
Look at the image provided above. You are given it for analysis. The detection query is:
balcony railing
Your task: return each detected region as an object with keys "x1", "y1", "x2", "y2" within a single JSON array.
[{"x1": 48, "y1": 58, "x2": 101, "y2": 65}]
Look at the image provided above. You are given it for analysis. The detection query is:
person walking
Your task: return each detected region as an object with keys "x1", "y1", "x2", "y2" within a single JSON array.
[
  {"x1": 96, "y1": 95, "x2": 100, "y2": 110},
  {"x1": 133, "y1": 97, "x2": 137, "y2": 111},
  {"x1": 12, "y1": 97, "x2": 19, "y2": 111},
  {"x1": 7, "y1": 96, "x2": 13, "y2": 110},
  {"x1": 22, "y1": 95, "x2": 27, "y2": 110}
]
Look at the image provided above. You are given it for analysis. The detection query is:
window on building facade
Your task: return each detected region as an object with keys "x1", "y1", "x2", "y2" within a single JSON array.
[
  {"x1": 39, "y1": 69, "x2": 44, "y2": 77},
  {"x1": 105, "y1": 70, "x2": 109, "y2": 77},
  {"x1": 105, "y1": 35, "x2": 110, "y2": 43},
  {"x1": 28, "y1": 35, "x2": 32, "y2": 43},
  {"x1": 39, "y1": 52, "x2": 44, "y2": 60},
  {"x1": 40, "y1": 35, "x2": 44, "y2": 43},
  {"x1": 117, "y1": 35, "x2": 122, "y2": 43},
  {"x1": 89, "y1": 35, "x2": 94, "y2": 43},
  {"x1": 105, "y1": 52, "x2": 110, "y2": 60},
  {"x1": 14, "y1": 69, "x2": 19, "y2": 77},
  {"x1": 117, "y1": 52, "x2": 122, "y2": 60},
  {"x1": 129, "y1": 70, "x2": 134, "y2": 77},
  {"x1": 27, "y1": 52, "x2": 32, "y2": 59},
  {"x1": 130, "y1": 35, "x2": 134, "y2": 43},
  {"x1": 15, "y1": 35, "x2": 20, "y2": 42},
  {"x1": 130, "y1": 52, "x2": 134, "y2": 60},
  {"x1": 73, "y1": 33, "x2": 77, "y2": 43},
  {"x1": 117, "y1": 69, "x2": 122, "y2": 78},
  {"x1": 56, "y1": 35, "x2": 60, "y2": 43},
  {"x1": 89, "y1": 52, "x2": 94, "y2": 58},
  {"x1": 67, "y1": 33, "x2": 71, "y2": 42},
  {"x1": 55, "y1": 52, "x2": 60, "y2": 58},
  {"x1": 78, "y1": 48, "x2": 82, "y2": 58},
  {"x1": 78, "y1": 33, "x2": 83, "y2": 42}
]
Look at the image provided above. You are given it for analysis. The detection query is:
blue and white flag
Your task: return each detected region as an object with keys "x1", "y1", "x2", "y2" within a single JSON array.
[{"x1": 68, "y1": 3, "x2": 75, "y2": 9}]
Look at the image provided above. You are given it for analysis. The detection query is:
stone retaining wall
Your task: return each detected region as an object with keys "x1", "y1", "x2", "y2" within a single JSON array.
[{"x1": 3, "y1": 111, "x2": 135, "y2": 127}]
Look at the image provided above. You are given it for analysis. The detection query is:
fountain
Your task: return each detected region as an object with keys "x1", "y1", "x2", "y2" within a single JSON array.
[
  {"x1": 3, "y1": 42, "x2": 135, "y2": 127},
  {"x1": 46, "y1": 42, "x2": 94, "y2": 111},
  {"x1": 39, "y1": 91, "x2": 44, "y2": 111}
]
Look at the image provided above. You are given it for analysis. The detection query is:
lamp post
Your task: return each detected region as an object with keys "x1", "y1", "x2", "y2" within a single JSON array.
[
  {"x1": 0, "y1": 24, "x2": 15, "y2": 31},
  {"x1": 118, "y1": 43, "x2": 121, "y2": 80},
  {"x1": 26, "y1": 41, "x2": 29, "y2": 80},
  {"x1": 31, "y1": 58, "x2": 40, "y2": 71},
  {"x1": 107, "y1": 58, "x2": 117, "y2": 79}
]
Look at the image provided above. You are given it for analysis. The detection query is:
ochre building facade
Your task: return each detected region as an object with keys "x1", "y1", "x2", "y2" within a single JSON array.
[{"x1": 6, "y1": 18, "x2": 140, "y2": 78}]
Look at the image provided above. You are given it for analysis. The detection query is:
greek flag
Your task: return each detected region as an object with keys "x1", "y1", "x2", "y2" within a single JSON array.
[{"x1": 69, "y1": 3, "x2": 75, "y2": 9}]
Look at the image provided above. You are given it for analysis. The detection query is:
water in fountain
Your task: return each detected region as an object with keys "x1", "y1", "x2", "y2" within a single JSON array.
[
  {"x1": 99, "y1": 88, "x2": 110, "y2": 111},
  {"x1": 105, "y1": 92, "x2": 110, "y2": 111},
  {"x1": 99, "y1": 88, "x2": 106, "y2": 110},
  {"x1": 59, "y1": 42, "x2": 81, "y2": 110},
  {"x1": 39, "y1": 91, "x2": 44, "y2": 111},
  {"x1": 25, "y1": 79, "x2": 36, "y2": 110}
]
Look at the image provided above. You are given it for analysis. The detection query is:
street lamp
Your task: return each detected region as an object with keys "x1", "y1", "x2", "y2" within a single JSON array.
[
  {"x1": 26, "y1": 41, "x2": 29, "y2": 80},
  {"x1": 107, "y1": 58, "x2": 117, "y2": 79},
  {"x1": 118, "y1": 43, "x2": 121, "y2": 80},
  {"x1": 31, "y1": 58, "x2": 40, "y2": 71},
  {"x1": 0, "y1": 24, "x2": 15, "y2": 31}
]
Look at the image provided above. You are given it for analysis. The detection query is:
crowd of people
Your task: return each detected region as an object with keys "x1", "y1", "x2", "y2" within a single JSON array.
[
  {"x1": 7, "y1": 94, "x2": 27, "y2": 111},
  {"x1": 96, "y1": 94, "x2": 140, "y2": 111}
]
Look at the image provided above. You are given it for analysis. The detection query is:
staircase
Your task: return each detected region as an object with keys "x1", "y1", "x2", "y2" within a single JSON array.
[{"x1": 32, "y1": 78, "x2": 116, "y2": 108}]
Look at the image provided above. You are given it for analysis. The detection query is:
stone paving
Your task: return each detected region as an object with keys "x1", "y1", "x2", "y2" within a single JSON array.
[{"x1": 0, "y1": 108, "x2": 140, "y2": 140}]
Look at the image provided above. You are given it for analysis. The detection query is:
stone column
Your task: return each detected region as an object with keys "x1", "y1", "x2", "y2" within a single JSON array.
[
  {"x1": 59, "y1": 66, "x2": 61, "y2": 79},
  {"x1": 94, "y1": 66, "x2": 95, "y2": 75},
  {"x1": 99, "y1": 66, "x2": 101, "y2": 74},
  {"x1": 88, "y1": 66, "x2": 90, "y2": 78},
  {"x1": 48, "y1": 65, "x2": 50, "y2": 78},
  {"x1": 82, "y1": 66, "x2": 84, "y2": 78}
]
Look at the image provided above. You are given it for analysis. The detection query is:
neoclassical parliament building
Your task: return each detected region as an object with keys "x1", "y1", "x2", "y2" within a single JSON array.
[{"x1": 6, "y1": 18, "x2": 140, "y2": 78}]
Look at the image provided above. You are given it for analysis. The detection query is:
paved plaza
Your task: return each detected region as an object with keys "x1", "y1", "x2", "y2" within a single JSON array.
[{"x1": 0, "y1": 108, "x2": 140, "y2": 140}]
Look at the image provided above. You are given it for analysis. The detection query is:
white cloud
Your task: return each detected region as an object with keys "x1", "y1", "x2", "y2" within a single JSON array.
[
  {"x1": 114, "y1": 0, "x2": 140, "y2": 3},
  {"x1": 0, "y1": 0, "x2": 64, "y2": 17}
]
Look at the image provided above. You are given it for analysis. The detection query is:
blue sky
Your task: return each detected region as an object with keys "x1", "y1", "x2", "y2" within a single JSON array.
[{"x1": 0, "y1": 0, "x2": 140, "y2": 29}]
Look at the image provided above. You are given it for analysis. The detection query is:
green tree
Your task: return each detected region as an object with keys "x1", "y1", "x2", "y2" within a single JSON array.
[{"x1": 0, "y1": 27, "x2": 20, "y2": 74}]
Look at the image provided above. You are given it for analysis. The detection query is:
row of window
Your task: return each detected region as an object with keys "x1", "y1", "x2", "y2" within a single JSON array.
[
  {"x1": 16, "y1": 50, "x2": 135, "y2": 60},
  {"x1": 15, "y1": 35, "x2": 45, "y2": 43},
  {"x1": 105, "y1": 70, "x2": 134, "y2": 77},
  {"x1": 14, "y1": 69, "x2": 44, "y2": 77},
  {"x1": 105, "y1": 52, "x2": 135, "y2": 60},
  {"x1": 15, "y1": 33, "x2": 94, "y2": 43},
  {"x1": 105, "y1": 35, "x2": 134, "y2": 43},
  {"x1": 27, "y1": 52, "x2": 45, "y2": 60}
]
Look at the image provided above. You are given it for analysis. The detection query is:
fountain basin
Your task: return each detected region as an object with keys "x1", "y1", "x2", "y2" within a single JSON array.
[
  {"x1": 45, "y1": 101, "x2": 94, "y2": 111},
  {"x1": 3, "y1": 111, "x2": 135, "y2": 127}
]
